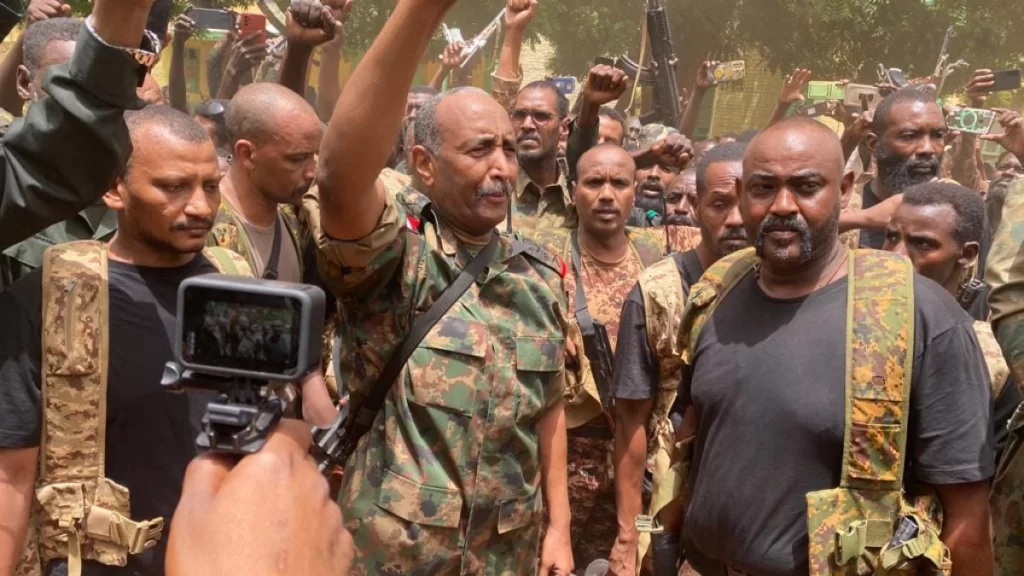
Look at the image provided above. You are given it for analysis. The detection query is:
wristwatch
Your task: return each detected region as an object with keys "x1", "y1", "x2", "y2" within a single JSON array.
[{"x1": 84, "y1": 16, "x2": 161, "y2": 85}]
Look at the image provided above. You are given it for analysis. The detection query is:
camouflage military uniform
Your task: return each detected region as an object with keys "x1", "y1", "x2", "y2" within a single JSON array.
[
  {"x1": 985, "y1": 178, "x2": 1024, "y2": 576},
  {"x1": 489, "y1": 69, "x2": 599, "y2": 232},
  {"x1": 207, "y1": 197, "x2": 305, "y2": 277},
  {"x1": 1, "y1": 203, "x2": 117, "y2": 290},
  {"x1": 526, "y1": 226, "x2": 678, "y2": 569},
  {"x1": 308, "y1": 182, "x2": 570, "y2": 575}
]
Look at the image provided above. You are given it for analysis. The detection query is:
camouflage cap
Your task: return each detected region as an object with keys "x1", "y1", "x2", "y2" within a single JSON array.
[{"x1": 637, "y1": 123, "x2": 678, "y2": 150}]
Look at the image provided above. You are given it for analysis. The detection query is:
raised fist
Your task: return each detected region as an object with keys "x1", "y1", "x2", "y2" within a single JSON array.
[
  {"x1": 505, "y1": 0, "x2": 538, "y2": 31},
  {"x1": 286, "y1": 0, "x2": 342, "y2": 47},
  {"x1": 582, "y1": 65, "x2": 629, "y2": 107}
]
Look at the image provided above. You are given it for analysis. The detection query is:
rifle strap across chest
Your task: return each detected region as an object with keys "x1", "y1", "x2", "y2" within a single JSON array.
[{"x1": 339, "y1": 232, "x2": 499, "y2": 461}]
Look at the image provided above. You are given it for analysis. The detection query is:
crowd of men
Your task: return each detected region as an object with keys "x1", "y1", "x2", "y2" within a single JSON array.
[{"x1": 1, "y1": 0, "x2": 1024, "y2": 575}]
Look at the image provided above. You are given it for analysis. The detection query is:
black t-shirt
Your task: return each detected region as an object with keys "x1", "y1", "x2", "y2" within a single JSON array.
[
  {"x1": 0, "y1": 256, "x2": 219, "y2": 576},
  {"x1": 682, "y1": 272, "x2": 995, "y2": 576},
  {"x1": 858, "y1": 181, "x2": 885, "y2": 249},
  {"x1": 613, "y1": 249, "x2": 705, "y2": 400}
]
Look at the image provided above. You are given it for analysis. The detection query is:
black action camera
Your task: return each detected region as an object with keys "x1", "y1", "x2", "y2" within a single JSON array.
[
  {"x1": 163, "y1": 275, "x2": 326, "y2": 455},
  {"x1": 176, "y1": 274, "x2": 325, "y2": 381}
]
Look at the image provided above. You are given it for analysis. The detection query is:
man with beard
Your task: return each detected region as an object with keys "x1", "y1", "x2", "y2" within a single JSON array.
[
  {"x1": 609, "y1": 142, "x2": 749, "y2": 576},
  {"x1": 0, "y1": 105, "x2": 251, "y2": 575},
  {"x1": 209, "y1": 83, "x2": 320, "y2": 282},
  {"x1": 508, "y1": 67, "x2": 625, "y2": 231},
  {"x1": 524, "y1": 143, "x2": 681, "y2": 573},
  {"x1": 663, "y1": 168, "x2": 697, "y2": 228},
  {"x1": 855, "y1": 88, "x2": 947, "y2": 248},
  {"x1": 655, "y1": 118, "x2": 993, "y2": 576},
  {"x1": 309, "y1": 0, "x2": 574, "y2": 571},
  {"x1": 631, "y1": 124, "x2": 689, "y2": 227}
]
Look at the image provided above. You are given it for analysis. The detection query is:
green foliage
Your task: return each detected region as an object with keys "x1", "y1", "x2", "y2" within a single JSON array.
[{"x1": 65, "y1": 0, "x2": 1024, "y2": 98}]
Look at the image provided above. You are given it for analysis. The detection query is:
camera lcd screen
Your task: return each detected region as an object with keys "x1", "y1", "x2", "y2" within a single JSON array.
[{"x1": 182, "y1": 286, "x2": 303, "y2": 376}]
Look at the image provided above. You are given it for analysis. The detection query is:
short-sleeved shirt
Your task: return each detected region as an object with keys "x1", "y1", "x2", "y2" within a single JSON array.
[
  {"x1": 613, "y1": 249, "x2": 705, "y2": 400},
  {"x1": 309, "y1": 187, "x2": 570, "y2": 571},
  {"x1": 681, "y1": 272, "x2": 995, "y2": 576},
  {"x1": 0, "y1": 255, "x2": 219, "y2": 576}
]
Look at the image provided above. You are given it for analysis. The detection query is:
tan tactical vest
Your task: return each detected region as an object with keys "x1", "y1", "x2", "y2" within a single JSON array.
[
  {"x1": 15, "y1": 241, "x2": 252, "y2": 576},
  {"x1": 645, "y1": 248, "x2": 951, "y2": 575},
  {"x1": 633, "y1": 256, "x2": 690, "y2": 565}
]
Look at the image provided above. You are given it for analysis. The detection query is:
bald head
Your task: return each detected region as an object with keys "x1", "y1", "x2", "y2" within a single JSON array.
[
  {"x1": 226, "y1": 82, "x2": 321, "y2": 146},
  {"x1": 577, "y1": 143, "x2": 636, "y2": 182},
  {"x1": 746, "y1": 117, "x2": 845, "y2": 178}
]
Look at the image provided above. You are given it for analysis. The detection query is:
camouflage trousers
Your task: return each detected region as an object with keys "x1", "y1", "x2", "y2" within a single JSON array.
[{"x1": 567, "y1": 432, "x2": 617, "y2": 570}]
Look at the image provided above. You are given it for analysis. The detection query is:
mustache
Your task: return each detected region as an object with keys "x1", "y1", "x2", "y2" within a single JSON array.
[
  {"x1": 171, "y1": 219, "x2": 213, "y2": 232},
  {"x1": 719, "y1": 228, "x2": 748, "y2": 241},
  {"x1": 475, "y1": 179, "x2": 513, "y2": 199},
  {"x1": 664, "y1": 214, "x2": 695, "y2": 226},
  {"x1": 758, "y1": 214, "x2": 810, "y2": 236}
]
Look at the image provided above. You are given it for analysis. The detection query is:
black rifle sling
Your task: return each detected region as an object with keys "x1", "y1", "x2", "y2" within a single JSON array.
[
  {"x1": 346, "y1": 232, "x2": 499, "y2": 443},
  {"x1": 262, "y1": 215, "x2": 283, "y2": 280}
]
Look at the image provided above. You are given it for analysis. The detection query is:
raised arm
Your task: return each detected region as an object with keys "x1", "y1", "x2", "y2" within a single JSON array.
[
  {"x1": 678, "y1": 60, "x2": 716, "y2": 138},
  {"x1": 767, "y1": 68, "x2": 811, "y2": 128},
  {"x1": 491, "y1": 0, "x2": 536, "y2": 112},
  {"x1": 429, "y1": 40, "x2": 464, "y2": 92},
  {"x1": 279, "y1": 0, "x2": 342, "y2": 99},
  {"x1": 317, "y1": 0, "x2": 456, "y2": 241},
  {"x1": 0, "y1": 0, "x2": 156, "y2": 250},
  {"x1": 168, "y1": 14, "x2": 197, "y2": 113},
  {"x1": 315, "y1": 0, "x2": 353, "y2": 123}
]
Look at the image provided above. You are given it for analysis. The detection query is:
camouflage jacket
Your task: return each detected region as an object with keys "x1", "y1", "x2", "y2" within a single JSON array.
[
  {"x1": 1, "y1": 203, "x2": 117, "y2": 290},
  {"x1": 206, "y1": 197, "x2": 304, "y2": 277},
  {"x1": 525, "y1": 227, "x2": 687, "y2": 427},
  {"x1": 984, "y1": 178, "x2": 1024, "y2": 576},
  {"x1": 308, "y1": 184, "x2": 570, "y2": 574},
  {"x1": 506, "y1": 121, "x2": 599, "y2": 232}
]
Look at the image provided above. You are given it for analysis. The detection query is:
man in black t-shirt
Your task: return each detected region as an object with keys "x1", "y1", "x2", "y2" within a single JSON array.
[
  {"x1": 0, "y1": 106, "x2": 223, "y2": 575},
  {"x1": 608, "y1": 142, "x2": 750, "y2": 576},
  {"x1": 882, "y1": 181, "x2": 1021, "y2": 455},
  {"x1": 851, "y1": 88, "x2": 947, "y2": 248},
  {"x1": 679, "y1": 118, "x2": 993, "y2": 576}
]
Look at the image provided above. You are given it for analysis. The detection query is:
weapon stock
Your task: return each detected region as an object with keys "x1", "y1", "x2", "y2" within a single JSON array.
[{"x1": 643, "y1": 0, "x2": 682, "y2": 128}]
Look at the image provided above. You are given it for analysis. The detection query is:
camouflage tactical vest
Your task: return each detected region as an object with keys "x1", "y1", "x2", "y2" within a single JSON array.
[
  {"x1": 15, "y1": 241, "x2": 252, "y2": 576},
  {"x1": 988, "y1": 314, "x2": 1023, "y2": 576},
  {"x1": 632, "y1": 255, "x2": 691, "y2": 566},
  {"x1": 649, "y1": 248, "x2": 951, "y2": 576}
]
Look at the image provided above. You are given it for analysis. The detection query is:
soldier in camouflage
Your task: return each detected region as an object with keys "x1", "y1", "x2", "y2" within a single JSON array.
[
  {"x1": 654, "y1": 118, "x2": 994, "y2": 576},
  {"x1": 311, "y1": 0, "x2": 573, "y2": 573},
  {"x1": 208, "y1": 83, "x2": 319, "y2": 283},
  {"x1": 525, "y1": 144, "x2": 698, "y2": 572},
  {"x1": 608, "y1": 142, "x2": 750, "y2": 576},
  {"x1": 985, "y1": 172, "x2": 1024, "y2": 576}
]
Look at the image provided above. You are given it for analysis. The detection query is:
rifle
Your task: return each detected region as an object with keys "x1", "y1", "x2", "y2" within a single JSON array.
[
  {"x1": 600, "y1": 0, "x2": 681, "y2": 128},
  {"x1": 932, "y1": 26, "x2": 969, "y2": 97},
  {"x1": 645, "y1": 0, "x2": 681, "y2": 128}
]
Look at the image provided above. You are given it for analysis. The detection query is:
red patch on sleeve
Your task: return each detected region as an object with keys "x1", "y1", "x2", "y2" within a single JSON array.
[
  {"x1": 406, "y1": 215, "x2": 420, "y2": 231},
  {"x1": 558, "y1": 256, "x2": 567, "y2": 278}
]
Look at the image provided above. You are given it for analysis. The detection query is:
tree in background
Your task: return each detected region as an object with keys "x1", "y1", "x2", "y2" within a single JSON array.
[{"x1": 63, "y1": 0, "x2": 1024, "y2": 98}]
